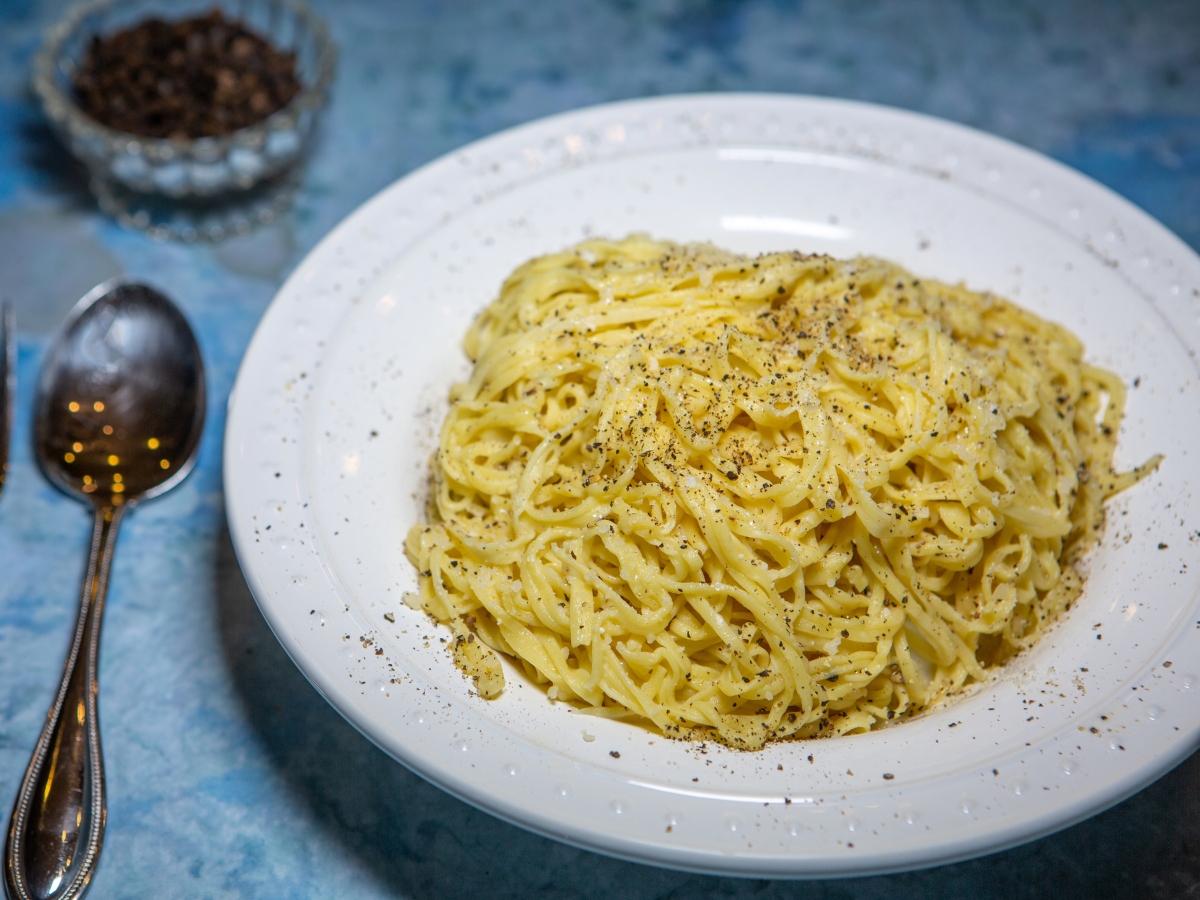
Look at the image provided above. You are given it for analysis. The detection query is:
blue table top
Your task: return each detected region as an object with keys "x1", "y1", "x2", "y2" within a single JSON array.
[{"x1": 1, "y1": 1, "x2": 1198, "y2": 897}]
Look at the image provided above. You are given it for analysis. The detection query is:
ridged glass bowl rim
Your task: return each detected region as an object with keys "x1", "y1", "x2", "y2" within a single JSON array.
[{"x1": 31, "y1": 0, "x2": 336, "y2": 162}]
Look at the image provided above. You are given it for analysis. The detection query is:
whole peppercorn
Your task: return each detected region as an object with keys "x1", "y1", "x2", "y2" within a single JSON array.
[{"x1": 72, "y1": 9, "x2": 301, "y2": 140}]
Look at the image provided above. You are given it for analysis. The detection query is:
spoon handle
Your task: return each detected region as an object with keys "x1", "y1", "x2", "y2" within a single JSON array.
[{"x1": 5, "y1": 504, "x2": 124, "y2": 900}]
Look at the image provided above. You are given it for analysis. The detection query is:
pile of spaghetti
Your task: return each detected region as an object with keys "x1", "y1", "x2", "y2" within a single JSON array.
[{"x1": 405, "y1": 236, "x2": 1157, "y2": 749}]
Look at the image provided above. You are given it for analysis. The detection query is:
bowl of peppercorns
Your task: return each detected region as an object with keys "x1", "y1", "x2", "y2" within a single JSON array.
[{"x1": 33, "y1": 0, "x2": 334, "y2": 236}]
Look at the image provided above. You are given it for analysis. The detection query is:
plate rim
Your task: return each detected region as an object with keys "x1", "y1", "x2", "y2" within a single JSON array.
[{"x1": 224, "y1": 91, "x2": 1200, "y2": 877}]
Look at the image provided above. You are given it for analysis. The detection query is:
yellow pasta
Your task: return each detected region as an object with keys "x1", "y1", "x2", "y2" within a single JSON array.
[{"x1": 405, "y1": 236, "x2": 1159, "y2": 749}]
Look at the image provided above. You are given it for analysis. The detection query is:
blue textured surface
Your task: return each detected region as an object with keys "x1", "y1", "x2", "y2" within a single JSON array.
[{"x1": 1, "y1": 1, "x2": 1199, "y2": 897}]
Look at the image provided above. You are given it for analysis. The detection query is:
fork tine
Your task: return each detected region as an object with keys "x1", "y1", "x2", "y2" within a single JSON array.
[{"x1": 0, "y1": 302, "x2": 12, "y2": 496}]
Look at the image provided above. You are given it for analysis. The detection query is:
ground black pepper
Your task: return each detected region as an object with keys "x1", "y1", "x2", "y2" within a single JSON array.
[{"x1": 72, "y1": 9, "x2": 301, "y2": 139}]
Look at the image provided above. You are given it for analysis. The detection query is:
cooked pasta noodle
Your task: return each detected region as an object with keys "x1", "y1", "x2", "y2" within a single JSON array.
[{"x1": 404, "y1": 236, "x2": 1159, "y2": 749}]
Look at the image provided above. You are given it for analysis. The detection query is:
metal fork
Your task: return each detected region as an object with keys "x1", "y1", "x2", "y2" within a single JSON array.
[{"x1": 0, "y1": 302, "x2": 12, "y2": 498}]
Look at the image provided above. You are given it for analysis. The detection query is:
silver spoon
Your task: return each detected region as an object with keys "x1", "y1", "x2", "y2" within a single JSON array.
[{"x1": 4, "y1": 281, "x2": 205, "y2": 900}]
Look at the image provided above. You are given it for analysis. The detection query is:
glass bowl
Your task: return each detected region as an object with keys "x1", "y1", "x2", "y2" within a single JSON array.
[{"x1": 32, "y1": 0, "x2": 335, "y2": 238}]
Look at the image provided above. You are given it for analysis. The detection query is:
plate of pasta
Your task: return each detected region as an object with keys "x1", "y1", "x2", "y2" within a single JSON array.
[{"x1": 225, "y1": 94, "x2": 1200, "y2": 876}]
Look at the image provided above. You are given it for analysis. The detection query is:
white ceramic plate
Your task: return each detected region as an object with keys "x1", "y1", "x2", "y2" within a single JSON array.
[{"x1": 225, "y1": 94, "x2": 1200, "y2": 877}]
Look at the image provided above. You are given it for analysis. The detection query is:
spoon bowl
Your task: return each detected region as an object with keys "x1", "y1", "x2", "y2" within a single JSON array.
[
  {"x1": 35, "y1": 281, "x2": 205, "y2": 507},
  {"x1": 5, "y1": 280, "x2": 204, "y2": 900}
]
